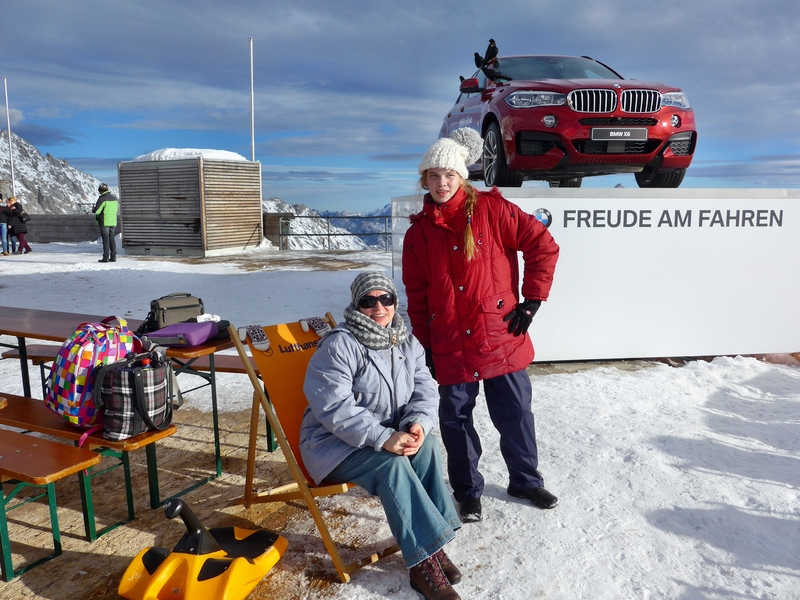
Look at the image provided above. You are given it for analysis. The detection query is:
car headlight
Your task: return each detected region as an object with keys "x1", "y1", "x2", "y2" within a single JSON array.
[
  {"x1": 661, "y1": 92, "x2": 691, "y2": 109},
  {"x1": 505, "y1": 91, "x2": 567, "y2": 108}
]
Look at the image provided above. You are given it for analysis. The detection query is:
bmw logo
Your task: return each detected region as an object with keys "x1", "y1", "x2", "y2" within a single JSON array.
[{"x1": 534, "y1": 208, "x2": 553, "y2": 228}]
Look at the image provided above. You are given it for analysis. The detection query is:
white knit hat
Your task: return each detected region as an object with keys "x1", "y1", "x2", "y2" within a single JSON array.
[{"x1": 418, "y1": 128, "x2": 484, "y2": 179}]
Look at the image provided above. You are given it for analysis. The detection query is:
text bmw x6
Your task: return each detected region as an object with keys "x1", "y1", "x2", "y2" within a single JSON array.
[{"x1": 442, "y1": 55, "x2": 696, "y2": 188}]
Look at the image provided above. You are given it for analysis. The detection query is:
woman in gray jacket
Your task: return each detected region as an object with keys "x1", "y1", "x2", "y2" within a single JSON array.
[{"x1": 301, "y1": 272, "x2": 462, "y2": 600}]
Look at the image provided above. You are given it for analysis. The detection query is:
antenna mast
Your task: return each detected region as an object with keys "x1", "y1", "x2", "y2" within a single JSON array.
[
  {"x1": 249, "y1": 38, "x2": 255, "y2": 162},
  {"x1": 3, "y1": 77, "x2": 16, "y2": 196}
]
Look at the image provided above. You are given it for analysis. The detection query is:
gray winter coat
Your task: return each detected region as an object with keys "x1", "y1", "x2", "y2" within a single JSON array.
[{"x1": 300, "y1": 325, "x2": 440, "y2": 485}]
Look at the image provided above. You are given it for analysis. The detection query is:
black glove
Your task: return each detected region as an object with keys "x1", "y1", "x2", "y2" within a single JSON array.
[
  {"x1": 503, "y1": 299, "x2": 541, "y2": 337},
  {"x1": 424, "y1": 347, "x2": 437, "y2": 381}
]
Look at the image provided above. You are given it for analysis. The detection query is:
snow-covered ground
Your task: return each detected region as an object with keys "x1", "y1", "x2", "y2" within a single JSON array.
[{"x1": 1, "y1": 240, "x2": 799, "y2": 599}]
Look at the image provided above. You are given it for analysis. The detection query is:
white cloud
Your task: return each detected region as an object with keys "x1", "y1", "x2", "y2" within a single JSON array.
[{"x1": 0, "y1": 107, "x2": 25, "y2": 127}]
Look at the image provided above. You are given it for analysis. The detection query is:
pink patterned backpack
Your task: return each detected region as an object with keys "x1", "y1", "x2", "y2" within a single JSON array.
[{"x1": 45, "y1": 316, "x2": 138, "y2": 427}]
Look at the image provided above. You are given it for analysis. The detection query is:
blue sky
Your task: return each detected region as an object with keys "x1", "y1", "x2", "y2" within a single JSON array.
[{"x1": 3, "y1": 0, "x2": 800, "y2": 213}]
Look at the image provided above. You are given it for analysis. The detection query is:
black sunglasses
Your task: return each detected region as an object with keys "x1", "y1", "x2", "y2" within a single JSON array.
[{"x1": 358, "y1": 293, "x2": 395, "y2": 309}]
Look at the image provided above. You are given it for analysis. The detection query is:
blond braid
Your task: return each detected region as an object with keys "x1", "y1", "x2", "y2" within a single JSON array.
[{"x1": 462, "y1": 182, "x2": 478, "y2": 261}]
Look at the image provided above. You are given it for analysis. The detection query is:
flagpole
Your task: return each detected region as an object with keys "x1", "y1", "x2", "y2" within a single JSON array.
[
  {"x1": 249, "y1": 38, "x2": 255, "y2": 162},
  {"x1": 3, "y1": 76, "x2": 16, "y2": 196}
]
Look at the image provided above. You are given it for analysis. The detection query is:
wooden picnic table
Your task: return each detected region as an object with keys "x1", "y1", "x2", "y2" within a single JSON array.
[
  {"x1": 0, "y1": 306, "x2": 234, "y2": 478},
  {"x1": 0, "y1": 427, "x2": 103, "y2": 581},
  {"x1": 0, "y1": 392, "x2": 179, "y2": 527},
  {"x1": 0, "y1": 307, "x2": 143, "y2": 397}
]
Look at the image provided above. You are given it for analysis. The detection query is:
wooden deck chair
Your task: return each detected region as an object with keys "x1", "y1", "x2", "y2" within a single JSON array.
[{"x1": 228, "y1": 317, "x2": 400, "y2": 583}]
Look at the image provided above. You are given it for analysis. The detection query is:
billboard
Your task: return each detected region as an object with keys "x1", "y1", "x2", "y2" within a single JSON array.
[{"x1": 392, "y1": 188, "x2": 800, "y2": 361}]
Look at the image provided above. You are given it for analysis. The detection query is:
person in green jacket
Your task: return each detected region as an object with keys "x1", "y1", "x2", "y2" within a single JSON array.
[{"x1": 92, "y1": 183, "x2": 119, "y2": 262}]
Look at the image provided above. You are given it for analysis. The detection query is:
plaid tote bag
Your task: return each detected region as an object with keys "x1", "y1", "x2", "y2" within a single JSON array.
[{"x1": 94, "y1": 352, "x2": 174, "y2": 441}]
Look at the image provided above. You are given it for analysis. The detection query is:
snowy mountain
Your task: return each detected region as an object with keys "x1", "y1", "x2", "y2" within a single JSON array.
[
  {"x1": 319, "y1": 203, "x2": 392, "y2": 248},
  {"x1": 262, "y1": 197, "x2": 367, "y2": 250},
  {"x1": 0, "y1": 129, "x2": 113, "y2": 214}
]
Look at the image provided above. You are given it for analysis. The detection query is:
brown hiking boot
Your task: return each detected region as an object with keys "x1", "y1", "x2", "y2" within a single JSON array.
[
  {"x1": 434, "y1": 548, "x2": 462, "y2": 584},
  {"x1": 409, "y1": 554, "x2": 461, "y2": 599}
]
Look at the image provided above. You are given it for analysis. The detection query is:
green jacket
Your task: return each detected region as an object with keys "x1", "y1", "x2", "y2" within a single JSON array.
[{"x1": 93, "y1": 191, "x2": 119, "y2": 227}]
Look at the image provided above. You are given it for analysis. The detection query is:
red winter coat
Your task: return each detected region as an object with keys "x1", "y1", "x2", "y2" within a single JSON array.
[{"x1": 402, "y1": 187, "x2": 559, "y2": 385}]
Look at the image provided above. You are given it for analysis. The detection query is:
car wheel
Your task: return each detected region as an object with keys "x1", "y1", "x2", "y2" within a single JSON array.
[
  {"x1": 483, "y1": 122, "x2": 523, "y2": 187},
  {"x1": 548, "y1": 178, "x2": 583, "y2": 188},
  {"x1": 635, "y1": 168, "x2": 686, "y2": 188}
]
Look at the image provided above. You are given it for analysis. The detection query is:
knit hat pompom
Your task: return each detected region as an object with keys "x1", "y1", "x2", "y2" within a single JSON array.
[
  {"x1": 449, "y1": 127, "x2": 483, "y2": 164},
  {"x1": 350, "y1": 272, "x2": 398, "y2": 308},
  {"x1": 418, "y1": 127, "x2": 484, "y2": 179}
]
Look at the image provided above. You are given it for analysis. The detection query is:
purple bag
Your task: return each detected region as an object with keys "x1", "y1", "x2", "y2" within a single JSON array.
[{"x1": 144, "y1": 321, "x2": 218, "y2": 347}]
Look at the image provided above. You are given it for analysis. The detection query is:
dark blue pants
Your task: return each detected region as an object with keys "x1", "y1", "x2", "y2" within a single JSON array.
[
  {"x1": 438, "y1": 369, "x2": 543, "y2": 501},
  {"x1": 100, "y1": 226, "x2": 116, "y2": 260}
]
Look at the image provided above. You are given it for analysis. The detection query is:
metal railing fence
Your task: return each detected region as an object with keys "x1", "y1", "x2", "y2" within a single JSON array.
[{"x1": 278, "y1": 215, "x2": 393, "y2": 251}]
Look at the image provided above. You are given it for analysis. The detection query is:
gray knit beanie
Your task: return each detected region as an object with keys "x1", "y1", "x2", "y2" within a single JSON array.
[
  {"x1": 350, "y1": 272, "x2": 398, "y2": 307},
  {"x1": 418, "y1": 127, "x2": 484, "y2": 179}
]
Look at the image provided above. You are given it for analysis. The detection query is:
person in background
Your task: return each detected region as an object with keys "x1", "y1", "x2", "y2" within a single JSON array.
[
  {"x1": 6, "y1": 196, "x2": 32, "y2": 254},
  {"x1": 93, "y1": 183, "x2": 119, "y2": 263},
  {"x1": 8, "y1": 227, "x2": 18, "y2": 253},
  {"x1": 301, "y1": 272, "x2": 463, "y2": 600},
  {"x1": 0, "y1": 193, "x2": 9, "y2": 256},
  {"x1": 402, "y1": 128, "x2": 560, "y2": 523}
]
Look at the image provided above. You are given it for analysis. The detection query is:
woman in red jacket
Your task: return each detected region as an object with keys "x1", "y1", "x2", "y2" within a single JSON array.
[{"x1": 402, "y1": 128, "x2": 560, "y2": 523}]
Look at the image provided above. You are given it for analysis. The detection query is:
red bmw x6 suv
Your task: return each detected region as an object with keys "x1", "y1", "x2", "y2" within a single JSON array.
[{"x1": 441, "y1": 55, "x2": 697, "y2": 188}]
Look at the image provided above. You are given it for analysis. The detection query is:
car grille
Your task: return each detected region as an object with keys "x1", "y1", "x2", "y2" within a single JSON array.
[
  {"x1": 579, "y1": 117, "x2": 658, "y2": 126},
  {"x1": 568, "y1": 89, "x2": 662, "y2": 114},
  {"x1": 519, "y1": 139, "x2": 556, "y2": 156},
  {"x1": 568, "y1": 89, "x2": 617, "y2": 113},
  {"x1": 577, "y1": 140, "x2": 649, "y2": 154},
  {"x1": 621, "y1": 90, "x2": 661, "y2": 113},
  {"x1": 517, "y1": 132, "x2": 560, "y2": 156},
  {"x1": 669, "y1": 139, "x2": 692, "y2": 155}
]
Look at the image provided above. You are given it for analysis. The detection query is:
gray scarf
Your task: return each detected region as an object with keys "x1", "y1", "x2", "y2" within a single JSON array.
[{"x1": 343, "y1": 304, "x2": 408, "y2": 350}]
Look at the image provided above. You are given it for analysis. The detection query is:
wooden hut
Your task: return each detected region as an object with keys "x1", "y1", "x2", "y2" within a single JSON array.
[{"x1": 118, "y1": 157, "x2": 263, "y2": 257}]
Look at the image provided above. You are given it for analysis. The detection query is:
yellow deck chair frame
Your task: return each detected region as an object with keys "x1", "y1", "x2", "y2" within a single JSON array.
[{"x1": 228, "y1": 317, "x2": 399, "y2": 583}]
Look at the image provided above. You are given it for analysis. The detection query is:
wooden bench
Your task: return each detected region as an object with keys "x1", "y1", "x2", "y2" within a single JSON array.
[
  {"x1": 0, "y1": 393, "x2": 178, "y2": 542},
  {"x1": 1, "y1": 347, "x2": 276, "y2": 451},
  {"x1": 0, "y1": 429, "x2": 102, "y2": 581}
]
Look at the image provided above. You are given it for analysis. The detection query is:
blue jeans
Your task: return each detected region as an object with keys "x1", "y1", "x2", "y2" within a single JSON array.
[
  {"x1": 0, "y1": 223, "x2": 7, "y2": 253},
  {"x1": 439, "y1": 369, "x2": 543, "y2": 501},
  {"x1": 324, "y1": 435, "x2": 460, "y2": 567}
]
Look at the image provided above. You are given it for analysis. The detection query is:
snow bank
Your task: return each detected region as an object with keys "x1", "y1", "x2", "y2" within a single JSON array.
[{"x1": 132, "y1": 148, "x2": 248, "y2": 162}]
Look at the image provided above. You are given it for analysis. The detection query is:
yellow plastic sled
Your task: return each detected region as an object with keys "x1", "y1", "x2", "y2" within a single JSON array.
[{"x1": 119, "y1": 498, "x2": 287, "y2": 600}]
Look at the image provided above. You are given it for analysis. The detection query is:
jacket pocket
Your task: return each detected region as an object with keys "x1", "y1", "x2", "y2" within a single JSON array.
[
  {"x1": 479, "y1": 292, "x2": 517, "y2": 347},
  {"x1": 351, "y1": 374, "x2": 384, "y2": 416}
]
